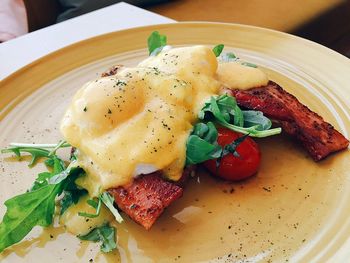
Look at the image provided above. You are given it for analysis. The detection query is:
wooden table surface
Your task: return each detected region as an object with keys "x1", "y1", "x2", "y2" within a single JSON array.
[{"x1": 148, "y1": 0, "x2": 343, "y2": 32}]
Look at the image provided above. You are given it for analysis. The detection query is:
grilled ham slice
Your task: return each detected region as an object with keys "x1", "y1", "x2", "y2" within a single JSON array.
[
  {"x1": 109, "y1": 172, "x2": 183, "y2": 229},
  {"x1": 231, "y1": 81, "x2": 349, "y2": 161}
]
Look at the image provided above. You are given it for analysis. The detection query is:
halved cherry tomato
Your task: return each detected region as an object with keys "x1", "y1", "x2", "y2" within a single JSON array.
[{"x1": 203, "y1": 128, "x2": 261, "y2": 181}]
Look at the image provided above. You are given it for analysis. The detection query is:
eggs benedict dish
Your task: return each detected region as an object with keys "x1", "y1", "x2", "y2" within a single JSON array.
[
  {"x1": 59, "y1": 41, "x2": 348, "y2": 231},
  {"x1": 60, "y1": 45, "x2": 269, "y2": 196},
  {"x1": 0, "y1": 32, "x2": 348, "y2": 255}
]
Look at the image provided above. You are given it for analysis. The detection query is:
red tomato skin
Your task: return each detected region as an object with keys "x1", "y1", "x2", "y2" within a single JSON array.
[{"x1": 203, "y1": 128, "x2": 261, "y2": 181}]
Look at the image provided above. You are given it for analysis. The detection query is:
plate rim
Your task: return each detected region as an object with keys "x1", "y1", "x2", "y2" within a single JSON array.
[{"x1": 1, "y1": 21, "x2": 350, "y2": 86}]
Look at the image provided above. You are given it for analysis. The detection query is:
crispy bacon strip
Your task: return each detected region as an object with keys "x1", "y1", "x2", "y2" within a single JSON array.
[
  {"x1": 109, "y1": 172, "x2": 183, "y2": 230},
  {"x1": 231, "y1": 81, "x2": 349, "y2": 161}
]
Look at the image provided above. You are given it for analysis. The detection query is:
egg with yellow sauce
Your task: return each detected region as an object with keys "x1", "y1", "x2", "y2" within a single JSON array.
[{"x1": 60, "y1": 45, "x2": 268, "y2": 196}]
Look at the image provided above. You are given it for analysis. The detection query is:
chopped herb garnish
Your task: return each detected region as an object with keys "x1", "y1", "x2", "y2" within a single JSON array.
[{"x1": 116, "y1": 80, "x2": 126, "y2": 86}]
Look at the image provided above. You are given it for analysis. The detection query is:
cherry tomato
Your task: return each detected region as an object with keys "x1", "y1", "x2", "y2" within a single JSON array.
[{"x1": 203, "y1": 128, "x2": 261, "y2": 181}]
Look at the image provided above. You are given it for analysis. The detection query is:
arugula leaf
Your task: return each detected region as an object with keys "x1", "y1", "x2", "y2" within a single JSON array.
[
  {"x1": 186, "y1": 121, "x2": 250, "y2": 166},
  {"x1": 0, "y1": 184, "x2": 60, "y2": 252},
  {"x1": 192, "y1": 122, "x2": 217, "y2": 142},
  {"x1": 0, "y1": 165, "x2": 84, "y2": 253},
  {"x1": 70, "y1": 147, "x2": 78, "y2": 161},
  {"x1": 78, "y1": 223, "x2": 117, "y2": 253},
  {"x1": 186, "y1": 122, "x2": 222, "y2": 165},
  {"x1": 31, "y1": 156, "x2": 66, "y2": 191},
  {"x1": 241, "y1": 62, "x2": 257, "y2": 68},
  {"x1": 1, "y1": 142, "x2": 70, "y2": 167},
  {"x1": 77, "y1": 192, "x2": 123, "y2": 223},
  {"x1": 0, "y1": 151, "x2": 84, "y2": 254},
  {"x1": 215, "y1": 134, "x2": 249, "y2": 168},
  {"x1": 48, "y1": 140, "x2": 69, "y2": 156},
  {"x1": 60, "y1": 167, "x2": 87, "y2": 216},
  {"x1": 6, "y1": 142, "x2": 70, "y2": 149},
  {"x1": 233, "y1": 104, "x2": 244, "y2": 127},
  {"x1": 199, "y1": 95, "x2": 281, "y2": 138},
  {"x1": 212, "y1": 44, "x2": 224, "y2": 57},
  {"x1": 31, "y1": 172, "x2": 52, "y2": 191},
  {"x1": 242, "y1": 110, "x2": 272, "y2": 131},
  {"x1": 220, "y1": 52, "x2": 238, "y2": 62},
  {"x1": 147, "y1": 31, "x2": 167, "y2": 55},
  {"x1": 199, "y1": 95, "x2": 243, "y2": 126},
  {"x1": 78, "y1": 198, "x2": 102, "y2": 218},
  {"x1": 60, "y1": 189, "x2": 86, "y2": 215},
  {"x1": 45, "y1": 158, "x2": 55, "y2": 167},
  {"x1": 100, "y1": 192, "x2": 123, "y2": 223},
  {"x1": 219, "y1": 52, "x2": 259, "y2": 68},
  {"x1": 1, "y1": 147, "x2": 50, "y2": 167}
]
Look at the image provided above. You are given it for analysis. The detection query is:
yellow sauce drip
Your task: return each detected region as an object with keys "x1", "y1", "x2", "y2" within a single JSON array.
[
  {"x1": 216, "y1": 61, "x2": 268, "y2": 90},
  {"x1": 60, "y1": 195, "x2": 114, "y2": 235}
]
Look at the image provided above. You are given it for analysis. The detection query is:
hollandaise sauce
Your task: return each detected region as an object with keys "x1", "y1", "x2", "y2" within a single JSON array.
[{"x1": 60, "y1": 46, "x2": 268, "y2": 196}]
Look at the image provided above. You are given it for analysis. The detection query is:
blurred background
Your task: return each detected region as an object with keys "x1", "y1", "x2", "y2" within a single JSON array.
[{"x1": 2, "y1": 0, "x2": 350, "y2": 57}]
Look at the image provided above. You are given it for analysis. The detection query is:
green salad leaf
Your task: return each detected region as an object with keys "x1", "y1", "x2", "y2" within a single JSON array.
[
  {"x1": 31, "y1": 156, "x2": 65, "y2": 190},
  {"x1": 0, "y1": 141, "x2": 118, "y2": 253},
  {"x1": 77, "y1": 192, "x2": 123, "y2": 223},
  {"x1": 60, "y1": 168, "x2": 87, "y2": 216},
  {"x1": 212, "y1": 44, "x2": 224, "y2": 57},
  {"x1": 220, "y1": 52, "x2": 237, "y2": 62},
  {"x1": 215, "y1": 134, "x2": 249, "y2": 168},
  {"x1": 186, "y1": 122, "x2": 249, "y2": 165},
  {"x1": 242, "y1": 110, "x2": 272, "y2": 131},
  {"x1": 0, "y1": 143, "x2": 84, "y2": 253},
  {"x1": 1, "y1": 142, "x2": 70, "y2": 167},
  {"x1": 147, "y1": 31, "x2": 167, "y2": 55},
  {"x1": 0, "y1": 164, "x2": 84, "y2": 253},
  {"x1": 241, "y1": 62, "x2": 257, "y2": 68},
  {"x1": 1, "y1": 147, "x2": 50, "y2": 167},
  {"x1": 78, "y1": 198, "x2": 102, "y2": 218},
  {"x1": 78, "y1": 223, "x2": 117, "y2": 253},
  {"x1": 0, "y1": 183, "x2": 61, "y2": 252},
  {"x1": 199, "y1": 95, "x2": 281, "y2": 138},
  {"x1": 186, "y1": 94, "x2": 281, "y2": 164},
  {"x1": 186, "y1": 122, "x2": 222, "y2": 165},
  {"x1": 60, "y1": 189, "x2": 86, "y2": 216},
  {"x1": 100, "y1": 192, "x2": 123, "y2": 223},
  {"x1": 219, "y1": 51, "x2": 258, "y2": 68}
]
